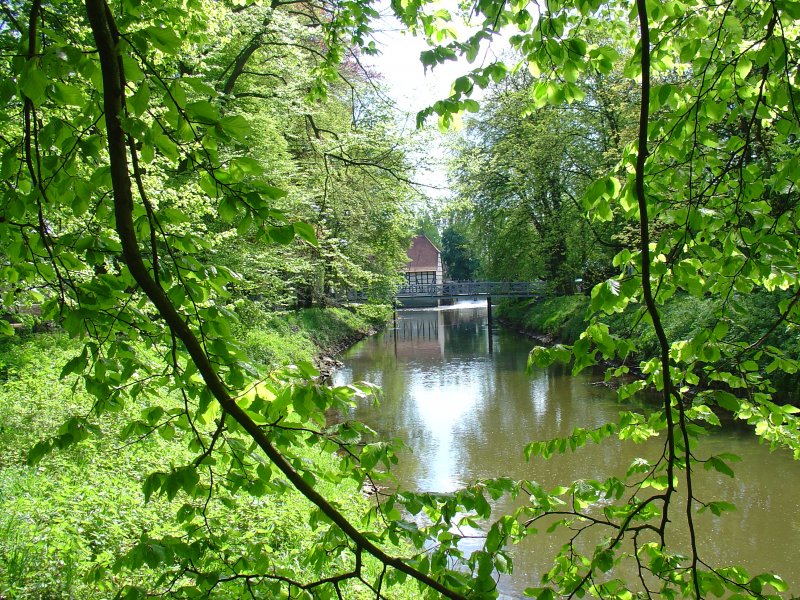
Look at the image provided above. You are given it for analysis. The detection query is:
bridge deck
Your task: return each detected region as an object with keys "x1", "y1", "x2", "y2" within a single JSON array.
[
  {"x1": 397, "y1": 281, "x2": 543, "y2": 298},
  {"x1": 347, "y1": 281, "x2": 544, "y2": 301}
]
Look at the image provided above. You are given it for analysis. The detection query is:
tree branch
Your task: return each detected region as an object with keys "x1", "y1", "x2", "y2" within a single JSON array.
[{"x1": 84, "y1": 1, "x2": 466, "y2": 597}]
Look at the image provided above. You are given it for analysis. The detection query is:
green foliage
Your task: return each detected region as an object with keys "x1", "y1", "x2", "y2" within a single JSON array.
[
  {"x1": 0, "y1": 318, "x2": 408, "y2": 599},
  {"x1": 498, "y1": 296, "x2": 590, "y2": 341},
  {"x1": 0, "y1": 335, "x2": 185, "y2": 597},
  {"x1": 474, "y1": 0, "x2": 800, "y2": 579},
  {"x1": 441, "y1": 225, "x2": 478, "y2": 281},
  {"x1": 414, "y1": 210, "x2": 443, "y2": 247},
  {"x1": 237, "y1": 308, "x2": 319, "y2": 368},
  {"x1": 446, "y1": 56, "x2": 634, "y2": 291},
  {"x1": 1, "y1": 0, "x2": 799, "y2": 597},
  {"x1": 503, "y1": 291, "x2": 800, "y2": 403},
  {"x1": 236, "y1": 302, "x2": 391, "y2": 368},
  {"x1": 2, "y1": 0, "x2": 425, "y2": 591}
]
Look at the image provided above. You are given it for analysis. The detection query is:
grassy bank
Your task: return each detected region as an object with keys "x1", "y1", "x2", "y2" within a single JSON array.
[
  {"x1": 496, "y1": 295, "x2": 590, "y2": 343},
  {"x1": 0, "y1": 303, "x2": 397, "y2": 598},
  {"x1": 497, "y1": 292, "x2": 800, "y2": 402},
  {"x1": 235, "y1": 302, "x2": 392, "y2": 369},
  {"x1": 497, "y1": 291, "x2": 795, "y2": 353}
]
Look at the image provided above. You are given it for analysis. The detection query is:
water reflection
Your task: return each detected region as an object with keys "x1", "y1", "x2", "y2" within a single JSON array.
[{"x1": 334, "y1": 304, "x2": 800, "y2": 597}]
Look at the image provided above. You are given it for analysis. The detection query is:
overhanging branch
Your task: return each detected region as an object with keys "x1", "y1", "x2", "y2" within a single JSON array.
[{"x1": 84, "y1": 0, "x2": 467, "y2": 597}]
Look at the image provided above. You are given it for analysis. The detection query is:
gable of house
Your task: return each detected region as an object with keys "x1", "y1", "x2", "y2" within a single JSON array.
[{"x1": 404, "y1": 235, "x2": 443, "y2": 285}]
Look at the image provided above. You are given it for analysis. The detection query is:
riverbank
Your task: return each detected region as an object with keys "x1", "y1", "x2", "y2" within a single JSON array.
[
  {"x1": 496, "y1": 292, "x2": 800, "y2": 403},
  {"x1": 234, "y1": 301, "x2": 393, "y2": 377},
  {"x1": 496, "y1": 294, "x2": 589, "y2": 345},
  {"x1": 0, "y1": 303, "x2": 397, "y2": 598}
]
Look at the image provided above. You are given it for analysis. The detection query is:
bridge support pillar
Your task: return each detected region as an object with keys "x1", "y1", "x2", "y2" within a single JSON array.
[{"x1": 487, "y1": 296, "x2": 493, "y2": 354}]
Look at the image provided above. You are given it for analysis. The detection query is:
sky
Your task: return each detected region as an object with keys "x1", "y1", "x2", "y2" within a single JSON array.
[
  {"x1": 362, "y1": 25, "x2": 465, "y2": 115},
  {"x1": 359, "y1": 16, "x2": 464, "y2": 200},
  {"x1": 357, "y1": 6, "x2": 508, "y2": 201}
]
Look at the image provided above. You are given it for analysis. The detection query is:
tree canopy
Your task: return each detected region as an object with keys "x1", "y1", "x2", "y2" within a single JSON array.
[{"x1": 1, "y1": 0, "x2": 799, "y2": 598}]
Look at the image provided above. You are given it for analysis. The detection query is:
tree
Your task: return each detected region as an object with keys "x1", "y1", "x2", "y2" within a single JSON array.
[
  {"x1": 1, "y1": 0, "x2": 450, "y2": 596},
  {"x1": 441, "y1": 224, "x2": 478, "y2": 281},
  {"x1": 413, "y1": 208, "x2": 443, "y2": 247},
  {"x1": 1, "y1": 0, "x2": 799, "y2": 599},
  {"x1": 416, "y1": 0, "x2": 800, "y2": 595},
  {"x1": 184, "y1": 3, "x2": 419, "y2": 307},
  {"x1": 448, "y1": 63, "x2": 635, "y2": 291}
]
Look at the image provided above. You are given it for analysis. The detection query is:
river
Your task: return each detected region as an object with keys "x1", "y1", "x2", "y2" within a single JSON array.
[{"x1": 332, "y1": 303, "x2": 800, "y2": 597}]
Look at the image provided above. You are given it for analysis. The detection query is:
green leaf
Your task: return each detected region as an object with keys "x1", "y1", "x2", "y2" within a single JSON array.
[
  {"x1": 143, "y1": 472, "x2": 165, "y2": 502},
  {"x1": 158, "y1": 423, "x2": 176, "y2": 440},
  {"x1": 20, "y1": 60, "x2": 48, "y2": 104},
  {"x1": 705, "y1": 456, "x2": 735, "y2": 478},
  {"x1": 60, "y1": 350, "x2": 88, "y2": 377},
  {"x1": 753, "y1": 573, "x2": 788, "y2": 593},
  {"x1": 186, "y1": 100, "x2": 219, "y2": 124},
  {"x1": 51, "y1": 82, "x2": 85, "y2": 106},
  {"x1": 122, "y1": 55, "x2": 145, "y2": 82},
  {"x1": 230, "y1": 156, "x2": 262, "y2": 175},
  {"x1": 182, "y1": 76, "x2": 216, "y2": 95},
  {"x1": 294, "y1": 360, "x2": 320, "y2": 379},
  {"x1": 218, "y1": 197, "x2": 239, "y2": 222},
  {"x1": 260, "y1": 185, "x2": 287, "y2": 200},
  {"x1": 268, "y1": 225, "x2": 295, "y2": 245},
  {"x1": 524, "y1": 588, "x2": 555, "y2": 599},
  {"x1": 484, "y1": 524, "x2": 503, "y2": 552},
  {"x1": 0, "y1": 320, "x2": 14, "y2": 337},
  {"x1": 735, "y1": 57, "x2": 752, "y2": 79},
  {"x1": 713, "y1": 391, "x2": 740, "y2": 412},
  {"x1": 146, "y1": 25, "x2": 182, "y2": 53},
  {"x1": 218, "y1": 115, "x2": 251, "y2": 141},
  {"x1": 463, "y1": 99, "x2": 480, "y2": 113},
  {"x1": 153, "y1": 134, "x2": 179, "y2": 162},
  {"x1": 293, "y1": 222, "x2": 318, "y2": 246},
  {"x1": 593, "y1": 549, "x2": 613, "y2": 572},
  {"x1": 129, "y1": 82, "x2": 150, "y2": 116},
  {"x1": 453, "y1": 76, "x2": 472, "y2": 94},
  {"x1": 702, "y1": 501, "x2": 736, "y2": 516},
  {"x1": 27, "y1": 440, "x2": 54, "y2": 465},
  {"x1": 563, "y1": 61, "x2": 579, "y2": 83}
]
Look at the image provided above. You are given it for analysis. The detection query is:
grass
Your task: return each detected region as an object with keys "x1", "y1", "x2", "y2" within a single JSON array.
[
  {"x1": 0, "y1": 335, "x2": 179, "y2": 597},
  {"x1": 235, "y1": 301, "x2": 392, "y2": 367},
  {"x1": 497, "y1": 295, "x2": 589, "y2": 341},
  {"x1": 0, "y1": 303, "x2": 403, "y2": 598}
]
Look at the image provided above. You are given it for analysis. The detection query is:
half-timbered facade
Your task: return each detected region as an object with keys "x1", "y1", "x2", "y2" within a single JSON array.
[{"x1": 404, "y1": 235, "x2": 443, "y2": 286}]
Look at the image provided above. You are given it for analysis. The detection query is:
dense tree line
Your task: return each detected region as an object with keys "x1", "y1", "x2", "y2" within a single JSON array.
[{"x1": 0, "y1": 0, "x2": 418, "y2": 316}]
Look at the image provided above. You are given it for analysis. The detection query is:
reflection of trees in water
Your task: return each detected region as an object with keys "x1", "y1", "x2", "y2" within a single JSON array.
[{"x1": 382, "y1": 307, "x2": 493, "y2": 359}]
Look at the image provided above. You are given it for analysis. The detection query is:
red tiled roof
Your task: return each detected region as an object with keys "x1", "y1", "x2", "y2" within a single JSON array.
[{"x1": 405, "y1": 235, "x2": 440, "y2": 272}]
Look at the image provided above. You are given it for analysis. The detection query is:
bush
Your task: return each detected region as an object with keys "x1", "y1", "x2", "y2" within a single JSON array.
[{"x1": 498, "y1": 290, "x2": 800, "y2": 402}]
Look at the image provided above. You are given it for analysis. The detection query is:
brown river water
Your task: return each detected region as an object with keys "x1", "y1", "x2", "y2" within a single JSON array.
[{"x1": 332, "y1": 303, "x2": 800, "y2": 597}]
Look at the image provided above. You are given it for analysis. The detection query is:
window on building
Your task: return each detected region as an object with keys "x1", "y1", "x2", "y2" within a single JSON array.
[{"x1": 405, "y1": 272, "x2": 437, "y2": 285}]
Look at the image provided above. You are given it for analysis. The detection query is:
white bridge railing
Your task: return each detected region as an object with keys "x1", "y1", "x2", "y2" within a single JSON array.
[
  {"x1": 397, "y1": 281, "x2": 544, "y2": 298},
  {"x1": 346, "y1": 281, "x2": 545, "y2": 301}
]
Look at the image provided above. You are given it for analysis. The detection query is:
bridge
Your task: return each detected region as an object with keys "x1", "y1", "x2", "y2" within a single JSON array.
[
  {"x1": 346, "y1": 281, "x2": 545, "y2": 304},
  {"x1": 395, "y1": 281, "x2": 544, "y2": 300}
]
